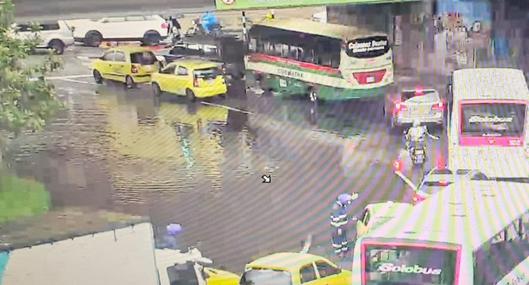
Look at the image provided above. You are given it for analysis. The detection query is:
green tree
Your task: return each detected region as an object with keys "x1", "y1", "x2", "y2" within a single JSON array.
[{"x1": 0, "y1": 0, "x2": 63, "y2": 161}]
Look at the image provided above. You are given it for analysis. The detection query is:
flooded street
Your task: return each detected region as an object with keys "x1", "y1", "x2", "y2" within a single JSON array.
[{"x1": 3, "y1": 51, "x2": 446, "y2": 271}]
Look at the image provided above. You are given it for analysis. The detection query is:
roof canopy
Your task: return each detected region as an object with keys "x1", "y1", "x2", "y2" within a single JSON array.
[{"x1": 215, "y1": 0, "x2": 418, "y2": 10}]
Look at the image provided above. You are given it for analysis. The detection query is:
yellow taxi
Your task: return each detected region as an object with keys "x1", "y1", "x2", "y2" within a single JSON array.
[
  {"x1": 356, "y1": 201, "x2": 412, "y2": 238},
  {"x1": 92, "y1": 46, "x2": 160, "y2": 88},
  {"x1": 151, "y1": 59, "x2": 228, "y2": 101},
  {"x1": 204, "y1": 267, "x2": 239, "y2": 285},
  {"x1": 240, "y1": 252, "x2": 352, "y2": 285}
]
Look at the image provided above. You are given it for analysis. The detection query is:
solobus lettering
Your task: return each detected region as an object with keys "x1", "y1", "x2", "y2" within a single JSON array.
[
  {"x1": 377, "y1": 263, "x2": 442, "y2": 275},
  {"x1": 468, "y1": 115, "x2": 513, "y2": 123}
]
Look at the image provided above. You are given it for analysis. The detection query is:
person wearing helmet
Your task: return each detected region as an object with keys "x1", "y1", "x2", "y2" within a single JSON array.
[
  {"x1": 265, "y1": 10, "x2": 275, "y2": 20},
  {"x1": 330, "y1": 193, "x2": 359, "y2": 256},
  {"x1": 405, "y1": 120, "x2": 437, "y2": 149},
  {"x1": 162, "y1": 223, "x2": 183, "y2": 249}
]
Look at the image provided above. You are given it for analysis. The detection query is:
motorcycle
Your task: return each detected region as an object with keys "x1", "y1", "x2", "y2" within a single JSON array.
[
  {"x1": 185, "y1": 18, "x2": 223, "y2": 38},
  {"x1": 404, "y1": 129, "x2": 439, "y2": 166},
  {"x1": 409, "y1": 138, "x2": 426, "y2": 166}
]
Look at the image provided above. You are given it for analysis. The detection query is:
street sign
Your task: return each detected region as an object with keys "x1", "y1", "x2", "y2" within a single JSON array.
[{"x1": 215, "y1": 0, "x2": 418, "y2": 10}]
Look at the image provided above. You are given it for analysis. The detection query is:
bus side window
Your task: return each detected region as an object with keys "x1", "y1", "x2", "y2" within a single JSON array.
[{"x1": 281, "y1": 44, "x2": 289, "y2": 58}]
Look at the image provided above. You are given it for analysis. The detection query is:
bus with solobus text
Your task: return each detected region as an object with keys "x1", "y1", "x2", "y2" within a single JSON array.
[
  {"x1": 245, "y1": 18, "x2": 394, "y2": 101},
  {"x1": 352, "y1": 177, "x2": 529, "y2": 284},
  {"x1": 447, "y1": 68, "x2": 529, "y2": 177}
]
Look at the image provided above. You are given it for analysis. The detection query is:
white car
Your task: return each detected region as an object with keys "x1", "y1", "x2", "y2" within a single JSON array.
[
  {"x1": 14, "y1": 21, "x2": 75, "y2": 54},
  {"x1": 384, "y1": 88, "x2": 445, "y2": 131},
  {"x1": 67, "y1": 15, "x2": 169, "y2": 47}
]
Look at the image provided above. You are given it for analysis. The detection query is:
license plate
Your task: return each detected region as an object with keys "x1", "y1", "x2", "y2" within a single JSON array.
[
  {"x1": 366, "y1": 76, "x2": 375, "y2": 83},
  {"x1": 414, "y1": 105, "x2": 430, "y2": 115}
]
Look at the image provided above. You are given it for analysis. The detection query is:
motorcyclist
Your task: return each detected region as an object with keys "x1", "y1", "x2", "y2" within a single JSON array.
[
  {"x1": 168, "y1": 16, "x2": 182, "y2": 44},
  {"x1": 200, "y1": 11, "x2": 220, "y2": 35},
  {"x1": 405, "y1": 120, "x2": 437, "y2": 150}
]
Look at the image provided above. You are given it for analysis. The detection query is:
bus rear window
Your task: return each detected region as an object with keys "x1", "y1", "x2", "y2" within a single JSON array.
[
  {"x1": 130, "y1": 51, "x2": 156, "y2": 65},
  {"x1": 461, "y1": 103, "x2": 526, "y2": 137},
  {"x1": 364, "y1": 244, "x2": 457, "y2": 285}
]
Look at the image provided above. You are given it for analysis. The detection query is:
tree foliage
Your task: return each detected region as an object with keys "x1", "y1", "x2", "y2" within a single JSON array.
[{"x1": 0, "y1": 0, "x2": 62, "y2": 139}]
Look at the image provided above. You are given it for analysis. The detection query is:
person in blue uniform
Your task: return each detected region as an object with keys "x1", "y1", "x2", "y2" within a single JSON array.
[{"x1": 330, "y1": 193, "x2": 358, "y2": 255}]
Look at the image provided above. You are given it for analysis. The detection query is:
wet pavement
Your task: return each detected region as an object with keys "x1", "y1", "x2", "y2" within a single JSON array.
[{"x1": 6, "y1": 47, "x2": 447, "y2": 271}]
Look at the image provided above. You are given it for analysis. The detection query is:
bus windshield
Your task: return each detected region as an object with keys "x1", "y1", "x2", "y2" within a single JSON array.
[
  {"x1": 364, "y1": 244, "x2": 457, "y2": 285},
  {"x1": 461, "y1": 103, "x2": 526, "y2": 137}
]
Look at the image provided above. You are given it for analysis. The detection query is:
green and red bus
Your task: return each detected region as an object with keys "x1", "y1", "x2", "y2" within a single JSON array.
[{"x1": 245, "y1": 18, "x2": 394, "y2": 101}]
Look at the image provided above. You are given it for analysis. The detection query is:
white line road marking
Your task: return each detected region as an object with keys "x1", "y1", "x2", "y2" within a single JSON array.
[
  {"x1": 59, "y1": 78, "x2": 96, "y2": 85},
  {"x1": 47, "y1": 75, "x2": 92, "y2": 80},
  {"x1": 200, "y1": 101, "x2": 253, "y2": 114}
]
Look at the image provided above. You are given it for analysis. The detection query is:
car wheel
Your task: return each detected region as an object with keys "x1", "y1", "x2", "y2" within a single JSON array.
[
  {"x1": 186, "y1": 89, "x2": 196, "y2": 102},
  {"x1": 143, "y1": 31, "x2": 161, "y2": 46},
  {"x1": 85, "y1": 31, "x2": 103, "y2": 47},
  {"x1": 93, "y1": 70, "x2": 103, "y2": 84},
  {"x1": 48, "y1": 39, "x2": 65, "y2": 55},
  {"x1": 125, "y1": 76, "x2": 135, "y2": 89},
  {"x1": 152, "y1": 83, "x2": 162, "y2": 96}
]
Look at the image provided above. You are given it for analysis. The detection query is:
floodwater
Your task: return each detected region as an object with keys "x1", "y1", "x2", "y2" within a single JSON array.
[{"x1": 4, "y1": 77, "x2": 436, "y2": 271}]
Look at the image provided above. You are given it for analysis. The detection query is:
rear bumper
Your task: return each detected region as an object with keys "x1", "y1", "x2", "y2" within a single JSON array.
[
  {"x1": 132, "y1": 74, "x2": 152, "y2": 83},
  {"x1": 395, "y1": 113, "x2": 443, "y2": 126},
  {"x1": 194, "y1": 85, "x2": 228, "y2": 98}
]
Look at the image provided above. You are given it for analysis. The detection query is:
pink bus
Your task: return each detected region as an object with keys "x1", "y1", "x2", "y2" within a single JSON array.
[{"x1": 447, "y1": 68, "x2": 529, "y2": 177}]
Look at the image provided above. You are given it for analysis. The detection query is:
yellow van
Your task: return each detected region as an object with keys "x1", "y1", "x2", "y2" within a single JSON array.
[
  {"x1": 92, "y1": 46, "x2": 160, "y2": 88},
  {"x1": 151, "y1": 59, "x2": 227, "y2": 101},
  {"x1": 240, "y1": 252, "x2": 351, "y2": 285}
]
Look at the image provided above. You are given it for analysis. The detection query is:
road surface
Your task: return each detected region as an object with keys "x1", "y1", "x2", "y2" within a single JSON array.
[{"x1": 7, "y1": 46, "x2": 447, "y2": 271}]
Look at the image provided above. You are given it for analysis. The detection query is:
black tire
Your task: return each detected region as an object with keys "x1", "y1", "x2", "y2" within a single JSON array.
[
  {"x1": 93, "y1": 70, "x2": 103, "y2": 84},
  {"x1": 152, "y1": 83, "x2": 161, "y2": 96},
  {"x1": 48, "y1": 39, "x2": 65, "y2": 55},
  {"x1": 186, "y1": 89, "x2": 196, "y2": 102},
  {"x1": 125, "y1": 76, "x2": 135, "y2": 89},
  {"x1": 143, "y1": 31, "x2": 161, "y2": 46},
  {"x1": 84, "y1": 31, "x2": 103, "y2": 47}
]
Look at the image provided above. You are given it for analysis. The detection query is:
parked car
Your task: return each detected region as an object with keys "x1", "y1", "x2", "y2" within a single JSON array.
[
  {"x1": 151, "y1": 59, "x2": 227, "y2": 101},
  {"x1": 67, "y1": 15, "x2": 168, "y2": 47},
  {"x1": 356, "y1": 201, "x2": 412, "y2": 238},
  {"x1": 240, "y1": 252, "x2": 351, "y2": 285},
  {"x1": 91, "y1": 47, "x2": 160, "y2": 88},
  {"x1": 384, "y1": 87, "x2": 445, "y2": 131},
  {"x1": 13, "y1": 20, "x2": 74, "y2": 54}
]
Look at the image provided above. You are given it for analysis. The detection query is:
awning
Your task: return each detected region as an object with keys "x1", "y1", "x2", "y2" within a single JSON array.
[{"x1": 215, "y1": 0, "x2": 419, "y2": 10}]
